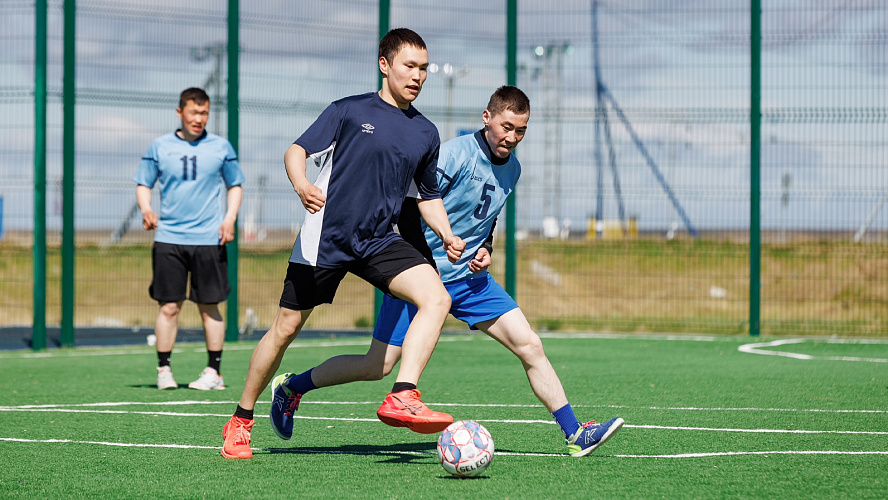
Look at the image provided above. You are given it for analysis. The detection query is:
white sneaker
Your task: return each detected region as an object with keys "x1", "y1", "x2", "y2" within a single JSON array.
[
  {"x1": 157, "y1": 366, "x2": 178, "y2": 390},
  {"x1": 188, "y1": 367, "x2": 226, "y2": 390}
]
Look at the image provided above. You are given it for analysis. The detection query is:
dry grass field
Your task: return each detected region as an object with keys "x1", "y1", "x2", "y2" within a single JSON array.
[{"x1": 1, "y1": 231, "x2": 886, "y2": 336}]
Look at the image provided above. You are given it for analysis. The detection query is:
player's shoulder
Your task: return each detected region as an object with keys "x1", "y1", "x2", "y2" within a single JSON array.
[
  {"x1": 441, "y1": 132, "x2": 482, "y2": 159},
  {"x1": 152, "y1": 130, "x2": 179, "y2": 145},
  {"x1": 203, "y1": 131, "x2": 233, "y2": 147},
  {"x1": 332, "y1": 92, "x2": 377, "y2": 109}
]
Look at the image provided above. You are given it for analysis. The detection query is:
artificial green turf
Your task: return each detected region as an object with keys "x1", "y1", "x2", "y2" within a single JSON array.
[{"x1": 1, "y1": 334, "x2": 886, "y2": 499}]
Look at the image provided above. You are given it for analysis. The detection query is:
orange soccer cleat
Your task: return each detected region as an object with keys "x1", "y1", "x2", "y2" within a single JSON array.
[
  {"x1": 221, "y1": 416, "x2": 254, "y2": 459},
  {"x1": 376, "y1": 389, "x2": 453, "y2": 434}
]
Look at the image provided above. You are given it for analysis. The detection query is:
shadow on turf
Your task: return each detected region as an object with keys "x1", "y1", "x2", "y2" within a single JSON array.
[
  {"x1": 263, "y1": 441, "x2": 435, "y2": 464},
  {"x1": 128, "y1": 384, "x2": 192, "y2": 389}
]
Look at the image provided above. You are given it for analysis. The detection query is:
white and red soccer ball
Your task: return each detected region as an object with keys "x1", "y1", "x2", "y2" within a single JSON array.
[{"x1": 436, "y1": 420, "x2": 494, "y2": 477}]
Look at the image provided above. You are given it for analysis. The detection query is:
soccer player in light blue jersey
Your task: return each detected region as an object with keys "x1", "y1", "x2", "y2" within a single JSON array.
[
  {"x1": 270, "y1": 86, "x2": 623, "y2": 457},
  {"x1": 134, "y1": 87, "x2": 244, "y2": 392}
]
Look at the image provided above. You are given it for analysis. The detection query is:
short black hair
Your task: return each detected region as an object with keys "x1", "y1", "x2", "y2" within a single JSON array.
[
  {"x1": 179, "y1": 87, "x2": 210, "y2": 109},
  {"x1": 378, "y1": 28, "x2": 427, "y2": 65},
  {"x1": 487, "y1": 86, "x2": 530, "y2": 117}
]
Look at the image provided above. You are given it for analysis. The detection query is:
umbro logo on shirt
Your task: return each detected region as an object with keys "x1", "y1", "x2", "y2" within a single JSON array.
[{"x1": 361, "y1": 123, "x2": 375, "y2": 134}]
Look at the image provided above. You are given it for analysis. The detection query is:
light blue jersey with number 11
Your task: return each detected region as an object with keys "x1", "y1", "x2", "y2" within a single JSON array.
[
  {"x1": 415, "y1": 130, "x2": 521, "y2": 283},
  {"x1": 133, "y1": 130, "x2": 244, "y2": 246}
]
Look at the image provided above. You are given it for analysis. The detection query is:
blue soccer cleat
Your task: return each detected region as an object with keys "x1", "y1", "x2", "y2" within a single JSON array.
[
  {"x1": 269, "y1": 373, "x2": 302, "y2": 440},
  {"x1": 566, "y1": 416, "x2": 624, "y2": 457}
]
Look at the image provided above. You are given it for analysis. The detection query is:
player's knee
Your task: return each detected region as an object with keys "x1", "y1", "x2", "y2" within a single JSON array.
[
  {"x1": 430, "y1": 289, "x2": 452, "y2": 314},
  {"x1": 381, "y1": 358, "x2": 397, "y2": 378},
  {"x1": 516, "y1": 333, "x2": 546, "y2": 362},
  {"x1": 358, "y1": 360, "x2": 391, "y2": 381},
  {"x1": 158, "y1": 302, "x2": 181, "y2": 319},
  {"x1": 414, "y1": 290, "x2": 450, "y2": 319},
  {"x1": 270, "y1": 309, "x2": 307, "y2": 342}
]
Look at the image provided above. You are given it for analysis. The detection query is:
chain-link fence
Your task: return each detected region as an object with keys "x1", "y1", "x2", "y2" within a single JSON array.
[{"x1": 1, "y1": 0, "x2": 886, "y2": 340}]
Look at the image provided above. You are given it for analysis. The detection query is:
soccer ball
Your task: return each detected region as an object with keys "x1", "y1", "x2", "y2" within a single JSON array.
[{"x1": 436, "y1": 420, "x2": 494, "y2": 477}]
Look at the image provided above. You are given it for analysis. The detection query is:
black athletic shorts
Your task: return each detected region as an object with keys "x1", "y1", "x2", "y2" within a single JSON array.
[
  {"x1": 150, "y1": 242, "x2": 230, "y2": 304},
  {"x1": 279, "y1": 238, "x2": 431, "y2": 311}
]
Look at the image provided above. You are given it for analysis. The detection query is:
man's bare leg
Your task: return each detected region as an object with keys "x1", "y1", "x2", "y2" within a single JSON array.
[
  {"x1": 386, "y1": 264, "x2": 450, "y2": 385},
  {"x1": 197, "y1": 303, "x2": 225, "y2": 352},
  {"x1": 238, "y1": 306, "x2": 312, "y2": 411},
  {"x1": 477, "y1": 308, "x2": 569, "y2": 412},
  {"x1": 310, "y1": 339, "x2": 402, "y2": 386},
  {"x1": 375, "y1": 264, "x2": 453, "y2": 433},
  {"x1": 154, "y1": 301, "x2": 183, "y2": 352}
]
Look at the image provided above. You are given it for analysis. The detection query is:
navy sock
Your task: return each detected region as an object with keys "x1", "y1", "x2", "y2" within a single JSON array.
[
  {"x1": 552, "y1": 403, "x2": 582, "y2": 439},
  {"x1": 391, "y1": 382, "x2": 416, "y2": 394},
  {"x1": 207, "y1": 350, "x2": 222, "y2": 373},
  {"x1": 234, "y1": 405, "x2": 253, "y2": 421},
  {"x1": 285, "y1": 369, "x2": 317, "y2": 395},
  {"x1": 157, "y1": 351, "x2": 171, "y2": 368}
]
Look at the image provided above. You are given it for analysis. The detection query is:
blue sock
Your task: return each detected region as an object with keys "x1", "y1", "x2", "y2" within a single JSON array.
[
  {"x1": 284, "y1": 369, "x2": 317, "y2": 395},
  {"x1": 552, "y1": 403, "x2": 582, "y2": 439}
]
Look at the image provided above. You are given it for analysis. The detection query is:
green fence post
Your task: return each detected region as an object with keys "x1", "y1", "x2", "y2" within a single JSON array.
[
  {"x1": 504, "y1": 0, "x2": 517, "y2": 298},
  {"x1": 373, "y1": 0, "x2": 390, "y2": 324},
  {"x1": 749, "y1": 0, "x2": 761, "y2": 337},
  {"x1": 33, "y1": 0, "x2": 48, "y2": 351},
  {"x1": 61, "y1": 0, "x2": 76, "y2": 348},
  {"x1": 226, "y1": 0, "x2": 241, "y2": 342}
]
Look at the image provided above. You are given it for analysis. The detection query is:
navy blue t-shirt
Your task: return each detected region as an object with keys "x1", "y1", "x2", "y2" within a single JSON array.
[{"x1": 290, "y1": 92, "x2": 441, "y2": 268}]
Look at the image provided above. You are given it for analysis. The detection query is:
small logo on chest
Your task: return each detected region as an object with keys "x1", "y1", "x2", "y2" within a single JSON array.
[
  {"x1": 361, "y1": 123, "x2": 375, "y2": 134},
  {"x1": 470, "y1": 174, "x2": 483, "y2": 182}
]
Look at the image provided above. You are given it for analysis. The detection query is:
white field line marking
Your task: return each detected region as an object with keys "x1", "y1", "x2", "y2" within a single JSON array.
[
  {"x1": 3, "y1": 437, "x2": 887, "y2": 459},
  {"x1": 222, "y1": 335, "x2": 483, "y2": 352},
  {"x1": 626, "y1": 424, "x2": 888, "y2": 436},
  {"x1": 1, "y1": 407, "x2": 886, "y2": 435},
  {"x1": 538, "y1": 332, "x2": 726, "y2": 342},
  {"x1": 610, "y1": 450, "x2": 888, "y2": 459},
  {"x1": 739, "y1": 338, "x2": 888, "y2": 363},
  {"x1": 1, "y1": 437, "x2": 218, "y2": 450},
  {"x1": 0, "y1": 336, "x2": 478, "y2": 359},
  {"x1": 8, "y1": 348, "x2": 186, "y2": 359},
  {"x1": 4, "y1": 400, "x2": 885, "y2": 414}
]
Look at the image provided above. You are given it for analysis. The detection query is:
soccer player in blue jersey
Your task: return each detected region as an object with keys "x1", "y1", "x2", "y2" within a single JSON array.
[
  {"x1": 221, "y1": 28, "x2": 465, "y2": 459},
  {"x1": 133, "y1": 87, "x2": 245, "y2": 392},
  {"x1": 268, "y1": 86, "x2": 624, "y2": 457}
]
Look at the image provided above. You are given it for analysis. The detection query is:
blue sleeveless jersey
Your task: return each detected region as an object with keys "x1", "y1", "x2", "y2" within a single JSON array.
[
  {"x1": 133, "y1": 131, "x2": 244, "y2": 246},
  {"x1": 290, "y1": 92, "x2": 441, "y2": 268},
  {"x1": 421, "y1": 130, "x2": 521, "y2": 283}
]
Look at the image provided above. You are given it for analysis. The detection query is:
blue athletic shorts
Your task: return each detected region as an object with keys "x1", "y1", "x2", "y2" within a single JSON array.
[{"x1": 372, "y1": 273, "x2": 519, "y2": 346}]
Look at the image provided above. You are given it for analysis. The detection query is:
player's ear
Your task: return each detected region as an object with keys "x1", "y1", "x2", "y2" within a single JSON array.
[
  {"x1": 482, "y1": 109, "x2": 491, "y2": 127},
  {"x1": 379, "y1": 56, "x2": 389, "y2": 77}
]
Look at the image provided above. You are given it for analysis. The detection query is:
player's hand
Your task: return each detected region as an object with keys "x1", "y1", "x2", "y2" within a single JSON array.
[
  {"x1": 219, "y1": 218, "x2": 236, "y2": 245},
  {"x1": 141, "y1": 210, "x2": 158, "y2": 231},
  {"x1": 442, "y1": 235, "x2": 465, "y2": 263},
  {"x1": 468, "y1": 247, "x2": 491, "y2": 273},
  {"x1": 296, "y1": 181, "x2": 326, "y2": 214}
]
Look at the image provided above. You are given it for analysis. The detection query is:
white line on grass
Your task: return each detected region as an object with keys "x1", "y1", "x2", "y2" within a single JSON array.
[
  {"x1": 0, "y1": 335, "x2": 480, "y2": 359},
  {"x1": 0, "y1": 332, "x2": 739, "y2": 360},
  {"x1": 739, "y1": 338, "x2": 888, "y2": 363},
  {"x1": 2, "y1": 407, "x2": 886, "y2": 435},
  {"x1": 4, "y1": 400, "x2": 885, "y2": 414},
  {"x1": 538, "y1": 333, "x2": 727, "y2": 342},
  {"x1": 611, "y1": 450, "x2": 888, "y2": 458},
  {"x1": 3, "y1": 437, "x2": 887, "y2": 459},
  {"x1": 0, "y1": 436, "x2": 218, "y2": 450}
]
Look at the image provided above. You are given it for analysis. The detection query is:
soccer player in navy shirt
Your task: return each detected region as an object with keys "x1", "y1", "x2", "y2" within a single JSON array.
[
  {"x1": 221, "y1": 28, "x2": 465, "y2": 459},
  {"x1": 267, "y1": 86, "x2": 624, "y2": 457},
  {"x1": 134, "y1": 87, "x2": 244, "y2": 392}
]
